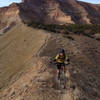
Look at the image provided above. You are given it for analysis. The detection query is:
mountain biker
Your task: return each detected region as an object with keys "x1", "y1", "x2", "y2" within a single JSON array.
[{"x1": 54, "y1": 49, "x2": 69, "y2": 80}]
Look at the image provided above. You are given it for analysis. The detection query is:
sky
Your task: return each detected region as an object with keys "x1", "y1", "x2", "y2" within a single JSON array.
[
  {"x1": 0, "y1": 0, "x2": 100, "y2": 7},
  {"x1": 78, "y1": 0, "x2": 100, "y2": 4},
  {"x1": 0, "y1": 0, "x2": 21, "y2": 7}
]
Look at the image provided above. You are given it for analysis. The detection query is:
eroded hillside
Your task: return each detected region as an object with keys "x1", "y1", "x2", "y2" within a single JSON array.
[
  {"x1": 40, "y1": 33, "x2": 100, "y2": 100},
  {"x1": 0, "y1": 25, "x2": 100, "y2": 100}
]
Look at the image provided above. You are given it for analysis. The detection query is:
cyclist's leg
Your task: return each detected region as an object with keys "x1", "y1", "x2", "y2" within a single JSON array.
[
  {"x1": 61, "y1": 63, "x2": 66, "y2": 89},
  {"x1": 57, "y1": 63, "x2": 61, "y2": 79},
  {"x1": 62, "y1": 63, "x2": 65, "y2": 71},
  {"x1": 57, "y1": 69, "x2": 60, "y2": 79}
]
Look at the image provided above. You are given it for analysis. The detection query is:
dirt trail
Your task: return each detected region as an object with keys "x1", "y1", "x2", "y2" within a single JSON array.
[{"x1": 62, "y1": 91, "x2": 73, "y2": 100}]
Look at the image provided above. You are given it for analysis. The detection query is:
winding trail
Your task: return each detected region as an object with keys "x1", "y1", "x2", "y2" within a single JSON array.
[{"x1": 36, "y1": 33, "x2": 51, "y2": 57}]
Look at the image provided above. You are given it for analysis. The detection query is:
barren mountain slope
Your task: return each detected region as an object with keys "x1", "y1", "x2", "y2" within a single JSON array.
[
  {"x1": 40, "y1": 34, "x2": 100, "y2": 100},
  {"x1": 0, "y1": 3, "x2": 21, "y2": 31},
  {"x1": 0, "y1": 31, "x2": 100, "y2": 100},
  {"x1": 19, "y1": 0, "x2": 100, "y2": 24},
  {"x1": 0, "y1": 23, "x2": 50, "y2": 91}
]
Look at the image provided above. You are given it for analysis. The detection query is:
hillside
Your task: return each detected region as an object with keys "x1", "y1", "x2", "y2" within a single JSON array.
[
  {"x1": 0, "y1": 0, "x2": 100, "y2": 100},
  {"x1": 20, "y1": 0, "x2": 100, "y2": 24},
  {"x1": 0, "y1": 23, "x2": 100, "y2": 100},
  {"x1": 0, "y1": 23, "x2": 50, "y2": 91}
]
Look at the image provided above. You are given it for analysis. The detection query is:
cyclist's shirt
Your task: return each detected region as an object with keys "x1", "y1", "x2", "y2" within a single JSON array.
[{"x1": 55, "y1": 54, "x2": 66, "y2": 63}]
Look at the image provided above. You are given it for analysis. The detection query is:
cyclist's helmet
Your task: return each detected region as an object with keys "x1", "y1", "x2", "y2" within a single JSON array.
[{"x1": 59, "y1": 48, "x2": 65, "y2": 54}]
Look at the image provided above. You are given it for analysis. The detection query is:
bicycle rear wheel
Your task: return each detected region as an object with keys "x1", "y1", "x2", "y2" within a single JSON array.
[{"x1": 59, "y1": 70, "x2": 66, "y2": 89}]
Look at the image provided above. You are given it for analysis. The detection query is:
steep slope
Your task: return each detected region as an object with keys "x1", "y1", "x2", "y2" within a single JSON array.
[
  {"x1": 79, "y1": 1, "x2": 100, "y2": 24},
  {"x1": 0, "y1": 32, "x2": 100, "y2": 100},
  {"x1": 0, "y1": 3, "x2": 20, "y2": 31},
  {"x1": 0, "y1": 23, "x2": 50, "y2": 91},
  {"x1": 19, "y1": 0, "x2": 74, "y2": 24},
  {"x1": 38, "y1": 33, "x2": 100, "y2": 100},
  {"x1": 58, "y1": 0, "x2": 91, "y2": 24},
  {"x1": 20, "y1": 0, "x2": 100, "y2": 24},
  {"x1": 0, "y1": 57, "x2": 62, "y2": 100}
]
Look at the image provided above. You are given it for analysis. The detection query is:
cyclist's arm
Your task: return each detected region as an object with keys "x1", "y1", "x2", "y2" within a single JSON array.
[
  {"x1": 54, "y1": 54, "x2": 59, "y2": 62},
  {"x1": 55, "y1": 54, "x2": 59, "y2": 61},
  {"x1": 56, "y1": 54, "x2": 59, "y2": 60}
]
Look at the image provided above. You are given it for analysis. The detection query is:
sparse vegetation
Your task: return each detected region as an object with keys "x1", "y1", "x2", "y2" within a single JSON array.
[
  {"x1": 67, "y1": 36, "x2": 74, "y2": 40},
  {"x1": 24, "y1": 21, "x2": 100, "y2": 40},
  {"x1": 63, "y1": 35, "x2": 74, "y2": 40}
]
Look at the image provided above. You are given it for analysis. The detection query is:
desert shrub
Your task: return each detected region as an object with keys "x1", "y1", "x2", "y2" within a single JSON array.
[
  {"x1": 24, "y1": 21, "x2": 100, "y2": 40},
  {"x1": 64, "y1": 36, "x2": 74, "y2": 40}
]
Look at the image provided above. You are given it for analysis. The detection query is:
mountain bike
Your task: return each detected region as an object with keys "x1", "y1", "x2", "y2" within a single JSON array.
[
  {"x1": 58, "y1": 66, "x2": 66, "y2": 89},
  {"x1": 53, "y1": 60, "x2": 69, "y2": 89}
]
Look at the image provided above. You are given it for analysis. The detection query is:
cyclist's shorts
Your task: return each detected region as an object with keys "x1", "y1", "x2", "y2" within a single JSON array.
[{"x1": 57, "y1": 63, "x2": 65, "y2": 69}]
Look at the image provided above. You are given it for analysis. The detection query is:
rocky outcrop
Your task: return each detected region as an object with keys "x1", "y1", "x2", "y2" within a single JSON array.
[
  {"x1": 0, "y1": 3, "x2": 20, "y2": 33},
  {"x1": 20, "y1": 0, "x2": 100, "y2": 24},
  {"x1": 79, "y1": 2, "x2": 100, "y2": 24}
]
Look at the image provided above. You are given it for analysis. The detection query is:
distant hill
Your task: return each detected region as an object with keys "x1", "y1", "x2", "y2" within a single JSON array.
[{"x1": 0, "y1": 0, "x2": 100, "y2": 32}]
